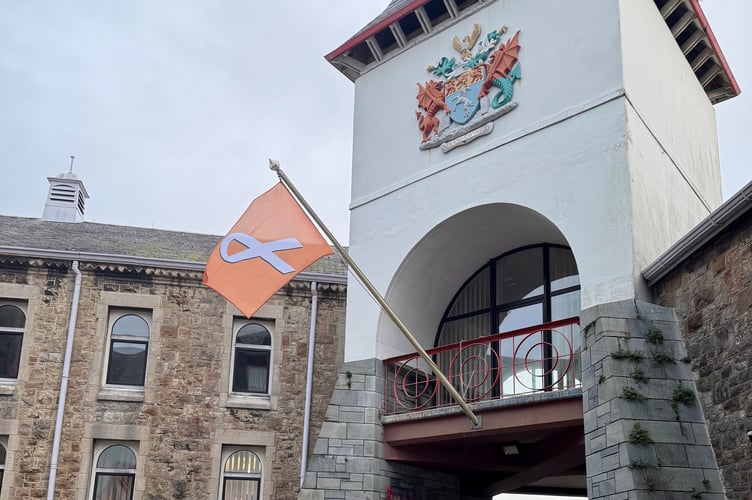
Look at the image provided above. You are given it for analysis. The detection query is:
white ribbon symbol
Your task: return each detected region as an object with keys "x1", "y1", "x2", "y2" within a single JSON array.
[{"x1": 219, "y1": 232, "x2": 302, "y2": 274}]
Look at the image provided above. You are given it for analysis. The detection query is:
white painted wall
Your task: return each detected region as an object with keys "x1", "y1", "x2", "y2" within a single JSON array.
[
  {"x1": 351, "y1": 0, "x2": 624, "y2": 206},
  {"x1": 618, "y1": 0, "x2": 722, "y2": 293},
  {"x1": 343, "y1": 0, "x2": 722, "y2": 362}
]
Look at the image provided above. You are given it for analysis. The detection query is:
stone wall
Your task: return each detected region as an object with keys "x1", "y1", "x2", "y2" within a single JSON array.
[
  {"x1": 0, "y1": 258, "x2": 346, "y2": 499},
  {"x1": 653, "y1": 210, "x2": 752, "y2": 499},
  {"x1": 580, "y1": 299, "x2": 725, "y2": 499},
  {"x1": 300, "y1": 359, "x2": 460, "y2": 500}
]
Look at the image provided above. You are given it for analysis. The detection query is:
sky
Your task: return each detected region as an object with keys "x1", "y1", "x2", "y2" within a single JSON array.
[{"x1": 0, "y1": 0, "x2": 749, "y2": 247}]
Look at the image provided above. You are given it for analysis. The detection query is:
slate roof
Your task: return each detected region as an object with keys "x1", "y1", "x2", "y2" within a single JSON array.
[{"x1": 0, "y1": 215, "x2": 347, "y2": 277}]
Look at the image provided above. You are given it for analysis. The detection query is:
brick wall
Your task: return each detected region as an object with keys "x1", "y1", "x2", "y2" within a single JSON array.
[
  {"x1": 0, "y1": 259, "x2": 346, "y2": 499},
  {"x1": 653, "y1": 210, "x2": 752, "y2": 499}
]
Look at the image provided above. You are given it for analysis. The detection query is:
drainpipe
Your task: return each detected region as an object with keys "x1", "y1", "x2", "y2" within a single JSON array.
[
  {"x1": 300, "y1": 281, "x2": 318, "y2": 488},
  {"x1": 47, "y1": 260, "x2": 82, "y2": 500}
]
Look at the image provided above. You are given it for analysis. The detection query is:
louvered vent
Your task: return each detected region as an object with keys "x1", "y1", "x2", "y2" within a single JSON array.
[{"x1": 42, "y1": 173, "x2": 89, "y2": 223}]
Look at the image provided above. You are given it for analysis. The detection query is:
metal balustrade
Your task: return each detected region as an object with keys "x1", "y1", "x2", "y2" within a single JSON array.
[{"x1": 383, "y1": 317, "x2": 580, "y2": 415}]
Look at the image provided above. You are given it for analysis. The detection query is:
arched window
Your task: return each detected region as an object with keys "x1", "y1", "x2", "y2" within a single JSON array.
[
  {"x1": 105, "y1": 313, "x2": 150, "y2": 387},
  {"x1": 0, "y1": 303, "x2": 26, "y2": 379},
  {"x1": 91, "y1": 444, "x2": 136, "y2": 500},
  {"x1": 0, "y1": 440, "x2": 6, "y2": 491},
  {"x1": 436, "y1": 244, "x2": 581, "y2": 397},
  {"x1": 222, "y1": 449, "x2": 262, "y2": 499},
  {"x1": 437, "y1": 244, "x2": 580, "y2": 344},
  {"x1": 231, "y1": 323, "x2": 272, "y2": 394}
]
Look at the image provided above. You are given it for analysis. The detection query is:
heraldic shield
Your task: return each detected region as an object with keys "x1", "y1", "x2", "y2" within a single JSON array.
[{"x1": 444, "y1": 65, "x2": 486, "y2": 125}]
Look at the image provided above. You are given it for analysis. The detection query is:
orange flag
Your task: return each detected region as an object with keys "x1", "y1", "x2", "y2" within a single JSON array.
[{"x1": 203, "y1": 182, "x2": 334, "y2": 317}]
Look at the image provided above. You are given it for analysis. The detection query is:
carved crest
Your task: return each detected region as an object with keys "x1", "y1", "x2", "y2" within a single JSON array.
[{"x1": 415, "y1": 24, "x2": 522, "y2": 152}]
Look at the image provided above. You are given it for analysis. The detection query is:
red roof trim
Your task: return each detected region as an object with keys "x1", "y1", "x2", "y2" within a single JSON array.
[
  {"x1": 687, "y1": 0, "x2": 741, "y2": 96},
  {"x1": 325, "y1": 0, "x2": 431, "y2": 62}
]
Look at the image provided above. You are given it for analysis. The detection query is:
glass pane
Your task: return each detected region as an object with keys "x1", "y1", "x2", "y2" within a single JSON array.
[
  {"x1": 0, "y1": 305, "x2": 25, "y2": 328},
  {"x1": 498, "y1": 303, "x2": 542, "y2": 333},
  {"x1": 93, "y1": 474, "x2": 134, "y2": 500},
  {"x1": 236, "y1": 324, "x2": 271, "y2": 346},
  {"x1": 501, "y1": 329, "x2": 546, "y2": 395},
  {"x1": 112, "y1": 315, "x2": 149, "y2": 339},
  {"x1": 551, "y1": 290, "x2": 581, "y2": 321},
  {"x1": 0, "y1": 332, "x2": 23, "y2": 378},
  {"x1": 447, "y1": 268, "x2": 490, "y2": 317},
  {"x1": 97, "y1": 445, "x2": 136, "y2": 469},
  {"x1": 436, "y1": 313, "x2": 490, "y2": 347},
  {"x1": 232, "y1": 350, "x2": 270, "y2": 393},
  {"x1": 0, "y1": 443, "x2": 6, "y2": 463},
  {"x1": 550, "y1": 247, "x2": 579, "y2": 291},
  {"x1": 106, "y1": 342, "x2": 147, "y2": 386},
  {"x1": 225, "y1": 450, "x2": 262, "y2": 474},
  {"x1": 223, "y1": 478, "x2": 260, "y2": 500},
  {"x1": 496, "y1": 248, "x2": 543, "y2": 305}
]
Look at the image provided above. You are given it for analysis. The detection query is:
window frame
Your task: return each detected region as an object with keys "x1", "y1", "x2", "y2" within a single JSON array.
[
  {"x1": 435, "y1": 243, "x2": 580, "y2": 346},
  {"x1": 0, "y1": 301, "x2": 27, "y2": 382},
  {"x1": 102, "y1": 309, "x2": 151, "y2": 390},
  {"x1": 220, "y1": 446, "x2": 264, "y2": 500},
  {"x1": 0, "y1": 436, "x2": 6, "y2": 493},
  {"x1": 89, "y1": 441, "x2": 138, "y2": 500},
  {"x1": 229, "y1": 320, "x2": 274, "y2": 396}
]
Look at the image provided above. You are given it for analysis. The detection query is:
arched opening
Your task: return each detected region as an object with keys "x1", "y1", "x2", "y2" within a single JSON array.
[
  {"x1": 382, "y1": 204, "x2": 582, "y2": 412},
  {"x1": 379, "y1": 203, "x2": 578, "y2": 358}
]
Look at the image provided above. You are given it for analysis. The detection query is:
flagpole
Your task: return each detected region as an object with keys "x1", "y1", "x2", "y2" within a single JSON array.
[{"x1": 269, "y1": 160, "x2": 480, "y2": 428}]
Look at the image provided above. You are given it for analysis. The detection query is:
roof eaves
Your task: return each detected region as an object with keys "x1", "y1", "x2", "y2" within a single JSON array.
[
  {"x1": 687, "y1": 0, "x2": 741, "y2": 98},
  {"x1": 325, "y1": 0, "x2": 430, "y2": 62},
  {"x1": 0, "y1": 246, "x2": 348, "y2": 285}
]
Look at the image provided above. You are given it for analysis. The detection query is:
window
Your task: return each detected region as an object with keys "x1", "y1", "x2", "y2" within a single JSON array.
[
  {"x1": 436, "y1": 244, "x2": 581, "y2": 398},
  {"x1": 221, "y1": 449, "x2": 262, "y2": 499},
  {"x1": 91, "y1": 443, "x2": 136, "y2": 500},
  {"x1": 105, "y1": 311, "x2": 150, "y2": 387},
  {"x1": 231, "y1": 322, "x2": 272, "y2": 395},
  {"x1": 0, "y1": 302, "x2": 26, "y2": 380},
  {"x1": 0, "y1": 438, "x2": 6, "y2": 491}
]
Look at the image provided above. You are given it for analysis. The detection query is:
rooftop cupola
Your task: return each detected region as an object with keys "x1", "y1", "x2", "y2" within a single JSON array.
[{"x1": 42, "y1": 156, "x2": 89, "y2": 223}]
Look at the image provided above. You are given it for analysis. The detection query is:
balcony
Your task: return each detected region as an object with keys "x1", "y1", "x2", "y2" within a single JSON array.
[{"x1": 384, "y1": 317, "x2": 580, "y2": 416}]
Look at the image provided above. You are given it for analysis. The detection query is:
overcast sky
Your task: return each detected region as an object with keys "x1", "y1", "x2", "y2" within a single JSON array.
[{"x1": 1, "y1": 1, "x2": 749, "y2": 245}]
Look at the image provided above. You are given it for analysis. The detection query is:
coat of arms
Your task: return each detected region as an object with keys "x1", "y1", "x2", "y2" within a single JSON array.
[{"x1": 415, "y1": 24, "x2": 521, "y2": 152}]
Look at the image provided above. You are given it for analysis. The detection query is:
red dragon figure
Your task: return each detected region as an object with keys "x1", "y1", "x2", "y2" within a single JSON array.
[
  {"x1": 416, "y1": 80, "x2": 449, "y2": 142},
  {"x1": 478, "y1": 30, "x2": 521, "y2": 99}
]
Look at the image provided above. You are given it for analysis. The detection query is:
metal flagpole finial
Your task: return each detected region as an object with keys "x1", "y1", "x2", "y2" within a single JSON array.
[
  {"x1": 268, "y1": 159, "x2": 281, "y2": 174},
  {"x1": 69, "y1": 155, "x2": 75, "y2": 173}
]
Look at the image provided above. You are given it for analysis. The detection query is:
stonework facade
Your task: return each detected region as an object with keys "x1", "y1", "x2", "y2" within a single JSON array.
[
  {"x1": 580, "y1": 300, "x2": 724, "y2": 499},
  {"x1": 300, "y1": 359, "x2": 460, "y2": 500},
  {"x1": 653, "y1": 210, "x2": 752, "y2": 499},
  {"x1": 0, "y1": 216, "x2": 347, "y2": 499}
]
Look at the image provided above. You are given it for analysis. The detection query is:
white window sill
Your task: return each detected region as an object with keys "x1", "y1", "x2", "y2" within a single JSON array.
[
  {"x1": 98, "y1": 387, "x2": 145, "y2": 402},
  {"x1": 0, "y1": 380, "x2": 16, "y2": 396},
  {"x1": 226, "y1": 394, "x2": 273, "y2": 410}
]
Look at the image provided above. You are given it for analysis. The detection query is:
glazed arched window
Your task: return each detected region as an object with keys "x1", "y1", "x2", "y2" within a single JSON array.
[
  {"x1": 436, "y1": 244, "x2": 581, "y2": 397},
  {"x1": 437, "y1": 244, "x2": 580, "y2": 345},
  {"x1": 231, "y1": 323, "x2": 272, "y2": 394},
  {"x1": 0, "y1": 440, "x2": 6, "y2": 491},
  {"x1": 0, "y1": 303, "x2": 26, "y2": 379},
  {"x1": 105, "y1": 313, "x2": 150, "y2": 387},
  {"x1": 221, "y1": 449, "x2": 262, "y2": 499},
  {"x1": 91, "y1": 444, "x2": 136, "y2": 500}
]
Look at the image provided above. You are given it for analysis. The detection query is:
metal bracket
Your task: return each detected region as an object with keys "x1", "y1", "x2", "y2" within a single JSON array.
[{"x1": 471, "y1": 414, "x2": 483, "y2": 430}]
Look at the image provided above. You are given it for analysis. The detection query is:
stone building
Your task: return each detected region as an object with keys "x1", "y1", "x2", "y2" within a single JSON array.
[
  {"x1": 647, "y1": 180, "x2": 752, "y2": 499},
  {"x1": 0, "y1": 171, "x2": 347, "y2": 499}
]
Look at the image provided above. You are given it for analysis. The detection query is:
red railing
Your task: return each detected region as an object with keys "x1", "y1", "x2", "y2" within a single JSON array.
[{"x1": 383, "y1": 317, "x2": 581, "y2": 416}]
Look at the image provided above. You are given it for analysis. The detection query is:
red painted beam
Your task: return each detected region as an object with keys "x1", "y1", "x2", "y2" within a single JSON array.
[{"x1": 384, "y1": 397, "x2": 583, "y2": 447}]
